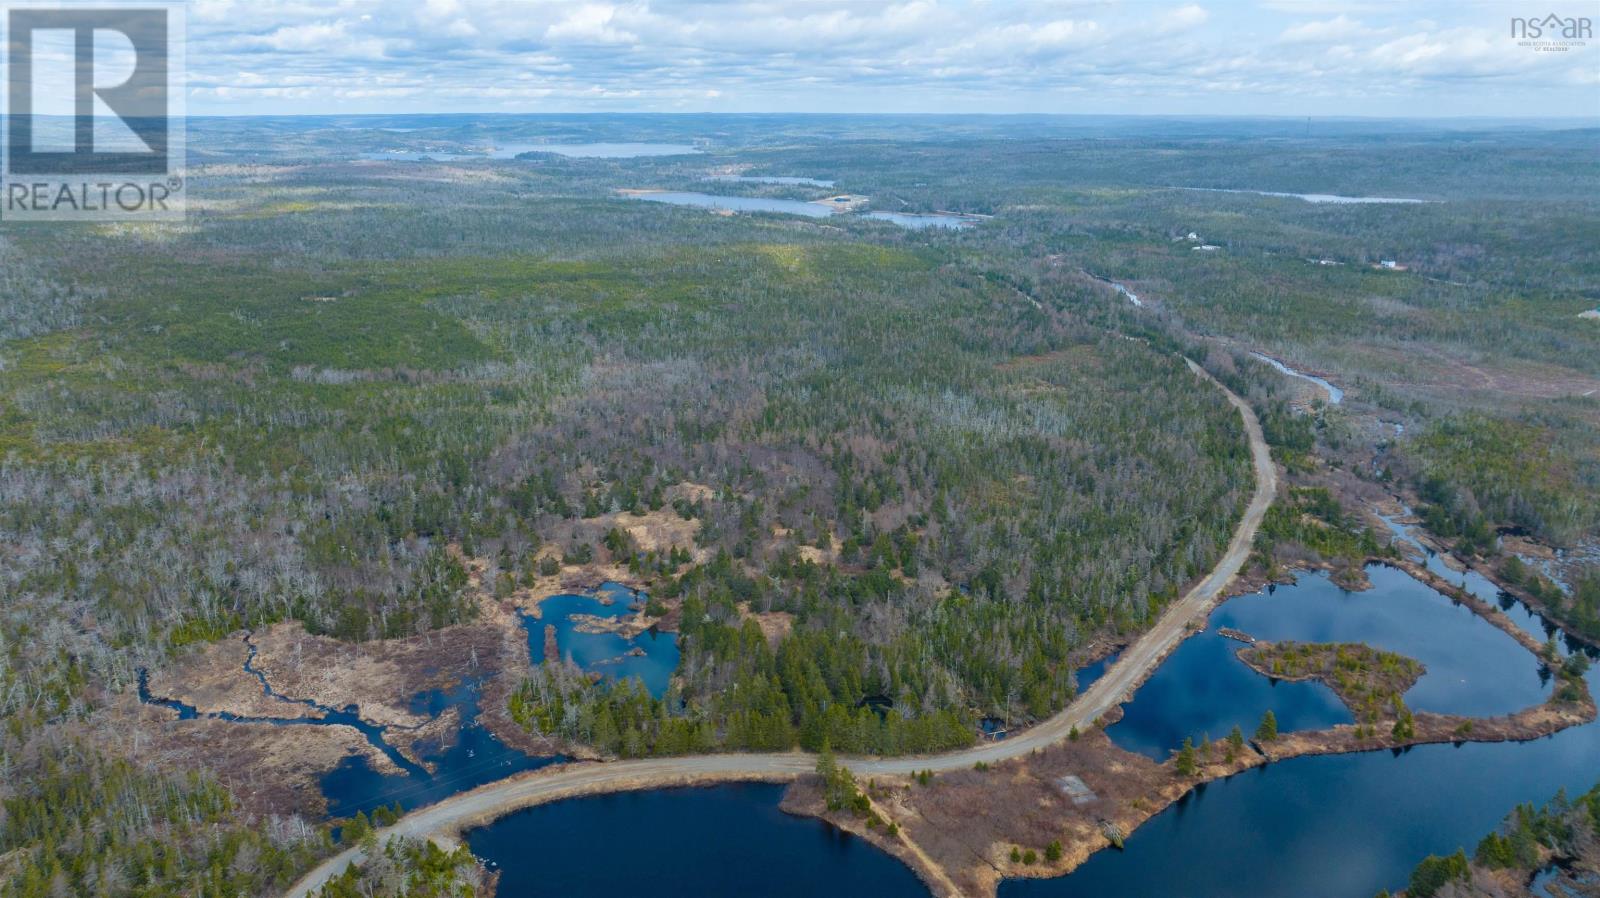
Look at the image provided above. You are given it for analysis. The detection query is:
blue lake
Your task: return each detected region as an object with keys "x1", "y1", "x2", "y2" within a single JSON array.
[
  {"x1": 1008, "y1": 665, "x2": 1600, "y2": 898},
  {"x1": 1377, "y1": 510, "x2": 1576, "y2": 653},
  {"x1": 1108, "y1": 566, "x2": 1551, "y2": 761},
  {"x1": 523, "y1": 583, "x2": 680, "y2": 698},
  {"x1": 468, "y1": 783, "x2": 928, "y2": 898}
]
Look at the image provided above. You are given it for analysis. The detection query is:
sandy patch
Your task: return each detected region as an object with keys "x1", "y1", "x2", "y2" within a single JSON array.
[{"x1": 737, "y1": 602, "x2": 794, "y2": 645}]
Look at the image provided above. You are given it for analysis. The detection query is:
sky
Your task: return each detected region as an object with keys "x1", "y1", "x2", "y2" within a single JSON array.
[{"x1": 182, "y1": 0, "x2": 1600, "y2": 118}]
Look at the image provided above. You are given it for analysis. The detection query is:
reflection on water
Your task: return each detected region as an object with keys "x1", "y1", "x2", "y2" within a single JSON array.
[
  {"x1": 1108, "y1": 566, "x2": 1550, "y2": 758},
  {"x1": 523, "y1": 582, "x2": 680, "y2": 698},
  {"x1": 1375, "y1": 510, "x2": 1574, "y2": 653},
  {"x1": 319, "y1": 678, "x2": 559, "y2": 819},
  {"x1": 468, "y1": 783, "x2": 929, "y2": 898}
]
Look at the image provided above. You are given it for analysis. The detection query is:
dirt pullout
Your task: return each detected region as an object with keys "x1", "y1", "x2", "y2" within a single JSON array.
[
  {"x1": 795, "y1": 721, "x2": 1265, "y2": 898},
  {"x1": 145, "y1": 635, "x2": 317, "y2": 720},
  {"x1": 820, "y1": 683, "x2": 1594, "y2": 898},
  {"x1": 781, "y1": 779, "x2": 964, "y2": 898},
  {"x1": 110, "y1": 692, "x2": 403, "y2": 817},
  {"x1": 737, "y1": 601, "x2": 794, "y2": 645}
]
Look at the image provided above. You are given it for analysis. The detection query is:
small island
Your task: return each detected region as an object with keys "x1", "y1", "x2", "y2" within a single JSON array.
[{"x1": 1237, "y1": 640, "x2": 1425, "y2": 724}]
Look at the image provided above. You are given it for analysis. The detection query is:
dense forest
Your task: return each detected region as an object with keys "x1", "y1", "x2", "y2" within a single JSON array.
[{"x1": 2, "y1": 116, "x2": 1596, "y2": 896}]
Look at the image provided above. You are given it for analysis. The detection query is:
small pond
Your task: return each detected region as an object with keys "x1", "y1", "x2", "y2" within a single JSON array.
[
  {"x1": 522, "y1": 582, "x2": 680, "y2": 698},
  {"x1": 137, "y1": 640, "x2": 556, "y2": 820}
]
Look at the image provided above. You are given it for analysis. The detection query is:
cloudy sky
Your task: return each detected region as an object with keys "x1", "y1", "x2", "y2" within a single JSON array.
[{"x1": 184, "y1": 0, "x2": 1600, "y2": 117}]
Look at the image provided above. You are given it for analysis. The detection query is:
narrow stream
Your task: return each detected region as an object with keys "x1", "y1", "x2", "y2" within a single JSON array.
[
  {"x1": 137, "y1": 634, "x2": 558, "y2": 819},
  {"x1": 1250, "y1": 351, "x2": 1344, "y2": 404}
]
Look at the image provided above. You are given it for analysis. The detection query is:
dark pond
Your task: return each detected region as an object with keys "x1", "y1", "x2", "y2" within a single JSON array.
[
  {"x1": 1074, "y1": 650, "x2": 1120, "y2": 694},
  {"x1": 467, "y1": 783, "x2": 929, "y2": 898},
  {"x1": 319, "y1": 677, "x2": 561, "y2": 819}
]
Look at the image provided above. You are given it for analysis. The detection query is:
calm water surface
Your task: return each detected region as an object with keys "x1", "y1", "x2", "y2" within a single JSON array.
[
  {"x1": 625, "y1": 191, "x2": 839, "y2": 217},
  {"x1": 1009, "y1": 667, "x2": 1600, "y2": 898},
  {"x1": 864, "y1": 211, "x2": 977, "y2": 229},
  {"x1": 522, "y1": 582, "x2": 680, "y2": 698},
  {"x1": 495, "y1": 142, "x2": 701, "y2": 158},
  {"x1": 463, "y1": 565, "x2": 1592, "y2": 898},
  {"x1": 320, "y1": 677, "x2": 559, "y2": 818},
  {"x1": 468, "y1": 783, "x2": 929, "y2": 898}
]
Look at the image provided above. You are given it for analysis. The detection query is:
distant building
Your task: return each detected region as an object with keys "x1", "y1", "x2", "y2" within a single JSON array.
[
  {"x1": 1380, "y1": 259, "x2": 1398, "y2": 269},
  {"x1": 1192, "y1": 244, "x2": 1221, "y2": 252}
]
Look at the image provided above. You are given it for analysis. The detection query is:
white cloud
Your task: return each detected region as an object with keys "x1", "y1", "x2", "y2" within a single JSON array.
[
  {"x1": 1280, "y1": 14, "x2": 1370, "y2": 44},
  {"x1": 177, "y1": 0, "x2": 1600, "y2": 115}
]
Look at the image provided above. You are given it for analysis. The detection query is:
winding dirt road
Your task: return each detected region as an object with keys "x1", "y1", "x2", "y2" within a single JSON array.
[{"x1": 284, "y1": 358, "x2": 1277, "y2": 898}]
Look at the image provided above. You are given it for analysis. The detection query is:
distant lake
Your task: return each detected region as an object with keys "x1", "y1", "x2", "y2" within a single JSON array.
[
  {"x1": 864, "y1": 211, "x2": 979, "y2": 229},
  {"x1": 493, "y1": 142, "x2": 702, "y2": 159},
  {"x1": 1176, "y1": 187, "x2": 1428, "y2": 204},
  {"x1": 706, "y1": 175, "x2": 836, "y2": 187},
  {"x1": 623, "y1": 191, "x2": 839, "y2": 218},
  {"x1": 360, "y1": 151, "x2": 479, "y2": 162}
]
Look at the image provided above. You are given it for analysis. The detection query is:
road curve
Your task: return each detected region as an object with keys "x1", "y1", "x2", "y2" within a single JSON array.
[{"x1": 284, "y1": 358, "x2": 1276, "y2": 898}]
